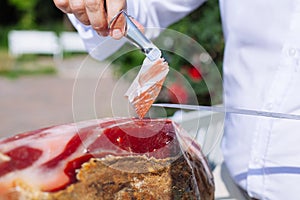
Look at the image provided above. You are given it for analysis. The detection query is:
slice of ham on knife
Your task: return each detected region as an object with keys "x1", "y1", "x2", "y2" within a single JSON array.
[{"x1": 125, "y1": 57, "x2": 169, "y2": 118}]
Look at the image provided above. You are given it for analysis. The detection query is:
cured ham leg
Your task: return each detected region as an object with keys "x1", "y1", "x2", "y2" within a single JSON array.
[{"x1": 0, "y1": 118, "x2": 214, "y2": 200}]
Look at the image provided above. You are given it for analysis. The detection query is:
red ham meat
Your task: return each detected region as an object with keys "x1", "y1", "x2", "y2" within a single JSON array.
[{"x1": 0, "y1": 118, "x2": 214, "y2": 200}]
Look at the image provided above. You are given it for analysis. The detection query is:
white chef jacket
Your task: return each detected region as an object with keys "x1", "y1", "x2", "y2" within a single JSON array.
[{"x1": 69, "y1": 0, "x2": 300, "y2": 199}]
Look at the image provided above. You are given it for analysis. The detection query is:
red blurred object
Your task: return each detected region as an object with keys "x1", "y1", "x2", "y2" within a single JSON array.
[{"x1": 188, "y1": 66, "x2": 202, "y2": 81}]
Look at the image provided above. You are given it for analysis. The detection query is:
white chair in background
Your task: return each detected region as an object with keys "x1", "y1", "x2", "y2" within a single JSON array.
[
  {"x1": 59, "y1": 31, "x2": 86, "y2": 55},
  {"x1": 8, "y1": 30, "x2": 61, "y2": 61}
]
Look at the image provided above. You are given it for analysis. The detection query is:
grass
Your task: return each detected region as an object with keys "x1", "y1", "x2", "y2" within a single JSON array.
[{"x1": 0, "y1": 49, "x2": 57, "y2": 79}]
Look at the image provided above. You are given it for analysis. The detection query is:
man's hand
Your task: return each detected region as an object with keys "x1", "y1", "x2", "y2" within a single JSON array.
[{"x1": 54, "y1": 0, "x2": 126, "y2": 39}]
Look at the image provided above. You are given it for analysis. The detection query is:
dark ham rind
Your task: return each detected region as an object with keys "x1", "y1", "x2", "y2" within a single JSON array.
[{"x1": 0, "y1": 118, "x2": 214, "y2": 199}]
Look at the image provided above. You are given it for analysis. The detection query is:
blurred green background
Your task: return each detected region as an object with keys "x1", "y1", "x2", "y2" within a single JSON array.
[
  {"x1": 0, "y1": 0, "x2": 224, "y2": 104},
  {"x1": 112, "y1": 0, "x2": 224, "y2": 106},
  {"x1": 0, "y1": 0, "x2": 69, "y2": 78}
]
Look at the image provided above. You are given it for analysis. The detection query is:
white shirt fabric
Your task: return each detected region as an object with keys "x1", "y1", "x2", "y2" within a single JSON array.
[{"x1": 69, "y1": 0, "x2": 300, "y2": 199}]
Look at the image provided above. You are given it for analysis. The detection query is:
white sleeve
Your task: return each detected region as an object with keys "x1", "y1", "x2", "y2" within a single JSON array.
[
  {"x1": 67, "y1": 14, "x2": 127, "y2": 61},
  {"x1": 127, "y1": 0, "x2": 206, "y2": 38},
  {"x1": 68, "y1": 0, "x2": 205, "y2": 61}
]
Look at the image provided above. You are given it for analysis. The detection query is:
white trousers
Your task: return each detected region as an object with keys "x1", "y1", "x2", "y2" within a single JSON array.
[{"x1": 214, "y1": 163, "x2": 252, "y2": 200}]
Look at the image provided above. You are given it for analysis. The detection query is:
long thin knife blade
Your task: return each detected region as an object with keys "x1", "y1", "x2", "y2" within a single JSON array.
[{"x1": 152, "y1": 103, "x2": 300, "y2": 120}]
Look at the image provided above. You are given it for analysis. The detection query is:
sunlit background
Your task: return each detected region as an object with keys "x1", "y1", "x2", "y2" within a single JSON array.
[{"x1": 0, "y1": 0, "x2": 224, "y2": 138}]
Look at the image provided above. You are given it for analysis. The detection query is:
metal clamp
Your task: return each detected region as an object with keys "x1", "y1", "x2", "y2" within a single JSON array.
[{"x1": 108, "y1": 10, "x2": 161, "y2": 61}]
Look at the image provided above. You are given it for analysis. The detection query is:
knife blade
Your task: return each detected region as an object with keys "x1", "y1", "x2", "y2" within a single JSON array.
[{"x1": 152, "y1": 103, "x2": 300, "y2": 120}]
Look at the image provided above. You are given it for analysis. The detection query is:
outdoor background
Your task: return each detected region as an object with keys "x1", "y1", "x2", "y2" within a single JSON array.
[{"x1": 0, "y1": 0, "x2": 224, "y2": 137}]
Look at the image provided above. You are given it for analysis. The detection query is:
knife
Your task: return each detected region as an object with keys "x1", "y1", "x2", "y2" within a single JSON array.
[{"x1": 152, "y1": 103, "x2": 300, "y2": 120}]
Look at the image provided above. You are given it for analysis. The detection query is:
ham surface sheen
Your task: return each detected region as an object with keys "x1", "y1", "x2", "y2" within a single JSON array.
[{"x1": 0, "y1": 118, "x2": 182, "y2": 196}]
